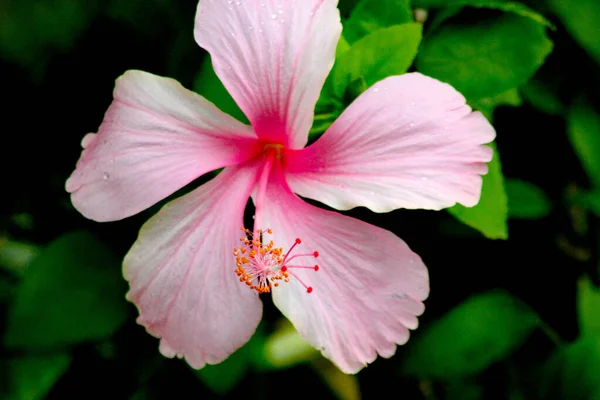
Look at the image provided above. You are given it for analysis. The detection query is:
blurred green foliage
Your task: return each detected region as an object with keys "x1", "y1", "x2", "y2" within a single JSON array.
[
  {"x1": 505, "y1": 179, "x2": 552, "y2": 219},
  {"x1": 329, "y1": 23, "x2": 422, "y2": 99},
  {"x1": 568, "y1": 99, "x2": 600, "y2": 189},
  {"x1": 548, "y1": 0, "x2": 600, "y2": 66},
  {"x1": 195, "y1": 327, "x2": 266, "y2": 395},
  {"x1": 578, "y1": 277, "x2": 600, "y2": 337},
  {"x1": 4, "y1": 232, "x2": 129, "y2": 349},
  {"x1": 4, "y1": 354, "x2": 72, "y2": 400},
  {"x1": 3, "y1": 0, "x2": 600, "y2": 398},
  {"x1": 0, "y1": 0, "x2": 98, "y2": 78},
  {"x1": 537, "y1": 277, "x2": 600, "y2": 399},
  {"x1": 417, "y1": 12, "x2": 553, "y2": 101},
  {"x1": 402, "y1": 291, "x2": 540, "y2": 379},
  {"x1": 343, "y1": 0, "x2": 412, "y2": 44}
]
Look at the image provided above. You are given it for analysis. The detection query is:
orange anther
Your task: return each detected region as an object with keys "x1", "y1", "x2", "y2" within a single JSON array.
[{"x1": 233, "y1": 228, "x2": 319, "y2": 295}]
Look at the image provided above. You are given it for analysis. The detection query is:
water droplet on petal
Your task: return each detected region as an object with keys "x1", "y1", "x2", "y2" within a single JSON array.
[
  {"x1": 271, "y1": 13, "x2": 277, "y2": 19},
  {"x1": 103, "y1": 173, "x2": 110, "y2": 180}
]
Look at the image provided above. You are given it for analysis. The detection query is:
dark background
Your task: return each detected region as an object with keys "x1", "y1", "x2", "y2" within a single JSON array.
[{"x1": 2, "y1": 0, "x2": 600, "y2": 399}]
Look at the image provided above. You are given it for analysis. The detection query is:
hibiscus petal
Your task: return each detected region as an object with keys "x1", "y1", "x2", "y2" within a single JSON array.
[
  {"x1": 194, "y1": 0, "x2": 341, "y2": 149},
  {"x1": 123, "y1": 162, "x2": 263, "y2": 369},
  {"x1": 258, "y1": 166, "x2": 428, "y2": 374},
  {"x1": 66, "y1": 70, "x2": 260, "y2": 222},
  {"x1": 285, "y1": 73, "x2": 496, "y2": 212}
]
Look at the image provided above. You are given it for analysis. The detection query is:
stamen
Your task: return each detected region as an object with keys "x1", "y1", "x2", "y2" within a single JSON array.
[
  {"x1": 282, "y1": 252, "x2": 319, "y2": 264},
  {"x1": 283, "y1": 265, "x2": 320, "y2": 271},
  {"x1": 284, "y1": 269, "x2": 313, "y2": 293},
  {"x1": 233, "y1": 228, "x2": 320, "y2": 295}
]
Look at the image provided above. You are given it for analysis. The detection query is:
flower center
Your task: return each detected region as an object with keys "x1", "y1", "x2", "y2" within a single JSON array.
[
  {"x1": 262, "y1": 143, "x2": 285, "y2": 159},
  {"x1": 233, "y1": 228, "x2": 319, "y2": 294}
]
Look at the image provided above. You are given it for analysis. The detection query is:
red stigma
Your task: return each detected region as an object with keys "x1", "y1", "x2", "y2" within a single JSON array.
[{"x1": 235, "y1": 231, "x2": 320, "y2": 296}]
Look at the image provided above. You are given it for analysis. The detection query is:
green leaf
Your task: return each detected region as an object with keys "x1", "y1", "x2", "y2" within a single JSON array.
[
  {"x1": 439, "y1": 217, "x2": 482, "y2": 238},
  {"x1": 506, "y1": 179, "x2": 552, "y2": 220},
  {"x1": 196, "y1": 328, "x2": 265, "y2": 395},
  {"x1": 330, "y1": 23, "x2": 422, "y2": 100},
  {"x1": 521, "y1": 76, "x2": 566, "y2": 116},
  {"x1": 0, "y1": 238, "x2": 40, "y2": 276},
  {"x1": 578, "y1": 276, "x2": 600, "y2": 337},
  {"x1": 417, "y1": 12, "x2": 553, "y2": 100},
  {"x1": 5, "y1": 353, "x2": 71, "y2": 400},
  {"x1": 444, "y1": 380, "x2": 485, "y2": 400},
  {"x1": 548, "y1": 0, "x2": 600, "y2": 65},
  {"x1": 413, "y1": 0, "x2": 460, "y2": 6},
  {"x1": 0, "y1": 276, "x2": 16, "y2": 303},
  {"x1": 311, "y1": 359, "x2": 361, "y2": 400},
  {"x1": 402, "y1": 291, "x2": 540, "y2": 379},
  {"x1": 314, "y1": 22, "x2": 422, "y2": 136},
  {"x1": 567, "y1": 99, "x2": 600, "y2": 188},
  {"x1": 4, "y1": 231, "x2": 129, "y2": 349},
  {"x1": 0, "y1": 0, "x2": 97, "y2": 78},
  {"x1": 413, "y1": 0, "x2": 554, "y2": 28},
  {"x1": 581, "y1": 190, "x2": 600, "y2": 218},
  {"x1": 449, "y1": 143, "x2": 509, "y2": 240},
  {"x1": 539, "y1": 337, "x2": 600, "y2": 400},
  {"x1": 335, "y1": 35, "x2": 351, "y2": 59},
  {"x1": 472, "y1": 88, "x2": 523, "y2": 121},
  {"x1": 425, "y1": 6, "x2": 464, "y2": 36},
  {"x1": 338, "y1": 0, "x2": 362, "y2": 17},
  {"x1": 193, "y1": 55, "x2": 249, "y2": 124},
  {"x1": 262, "y1": 320, "x2": 319, "y2": 369},
  {"x1": 344, "y1": 0, "x2": 413, "y2": 44},
  {"x1": 105, "y1": 0, "x2": 180, "y2": 36}
]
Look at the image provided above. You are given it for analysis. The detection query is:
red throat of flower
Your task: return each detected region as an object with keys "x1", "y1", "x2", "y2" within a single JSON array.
[{"x1": 233, "y1": 228, "x2": 319, "y2": 294}]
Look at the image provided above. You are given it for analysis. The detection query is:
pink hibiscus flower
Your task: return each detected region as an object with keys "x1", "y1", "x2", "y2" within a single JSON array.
[{"x1": 66, "y1": 0, "x2": 495, "y2": 373}]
